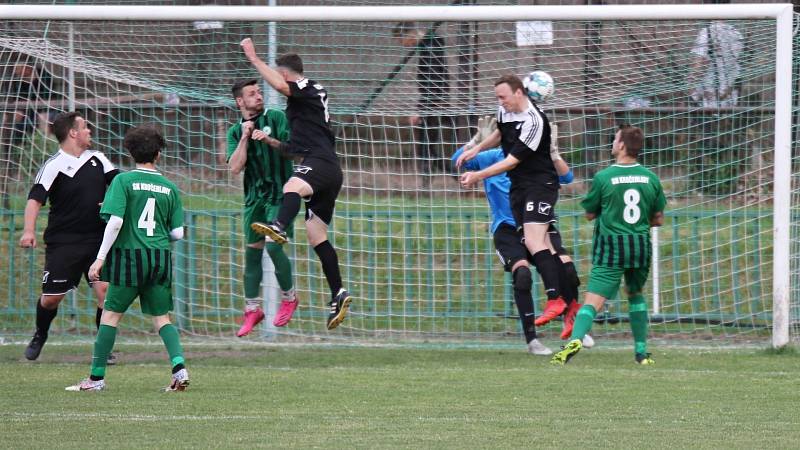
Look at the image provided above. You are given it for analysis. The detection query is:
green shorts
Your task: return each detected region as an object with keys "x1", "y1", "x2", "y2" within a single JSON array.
[
  {"x1": 243, "y1": 201, "x2": 295, "y2": 244},
  {"x1": 586, "y1": 265, "x2": 651, "y2": 300},
  {"x1": 104, "y1": 282, "x2": 173, "y2": 317}
]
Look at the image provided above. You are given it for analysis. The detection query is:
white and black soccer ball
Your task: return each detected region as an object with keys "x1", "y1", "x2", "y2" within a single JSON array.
[{"x1": 523, "y1": 71, "x2": 555, "y2": 103}]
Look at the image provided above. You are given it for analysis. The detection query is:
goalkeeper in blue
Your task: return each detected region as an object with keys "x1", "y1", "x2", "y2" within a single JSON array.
[
  {"x1": 452, "y1": 117, "x2": 592, "y2": 354},
  {"x1": 551, "y1": 124, "x2": 665, "y2": 366},
  {"x1": 66, "y1": 125, "x2": 188, "y2": 391}
]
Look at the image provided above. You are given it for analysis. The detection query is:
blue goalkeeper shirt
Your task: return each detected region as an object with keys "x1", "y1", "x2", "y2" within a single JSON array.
[
  {"x1": 451, "y1": 147, "x2": 515, "y2": 234},
  {"x1": 451, "y1": 146, "x2": 574, "y2": 234}
]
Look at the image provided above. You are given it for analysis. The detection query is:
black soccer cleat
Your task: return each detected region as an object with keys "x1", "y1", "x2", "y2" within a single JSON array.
[
  {"x1": 106, "y1": 351, "x2": 118, "y2": 366},
  {"x1": 24, "y1": 331, "x2": 48, "y2": 361},
  {"x1": 326, "y1": 288, "x2": 352, "y2": 330},
  {"x1": 251, "y1": 221, "x2": 288, "y2": 245}
]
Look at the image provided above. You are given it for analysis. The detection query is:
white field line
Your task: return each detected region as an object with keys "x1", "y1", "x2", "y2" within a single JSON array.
[{"x1": 3, "y1": 411, "x2": 264, "y2": 422}]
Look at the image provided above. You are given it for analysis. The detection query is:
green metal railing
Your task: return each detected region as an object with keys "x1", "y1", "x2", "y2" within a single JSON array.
[{"x1": 0, "y1": 207, "x2": 779, "y2": 338}]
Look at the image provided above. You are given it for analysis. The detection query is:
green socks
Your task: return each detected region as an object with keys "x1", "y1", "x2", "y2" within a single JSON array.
[
  {"x1": 245, "y1": 245, "x2": 294, "y2": 299},
  {"x1": 244, "y1": 247, "x2": 263, "y2": 299},
  {"x1": 158, "y1": 323, "x2": 185, "y2": 369},
  {"x1": 570, "y1": 304, "x2": 597, "y2": 341},
  {"x1": 90, "y1": 324, "x2": 117, "y2": 379},
  {"x1": 266, "y1": 242, "x2": 293, "y2": 292},
  {"x1": 628, "y1": 294, "x2": 649, "y2": 355}
]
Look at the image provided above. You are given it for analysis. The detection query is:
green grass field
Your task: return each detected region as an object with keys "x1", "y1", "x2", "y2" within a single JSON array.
[{"x1": 1, "y1": 342, "x2": 798, "y2": 449}]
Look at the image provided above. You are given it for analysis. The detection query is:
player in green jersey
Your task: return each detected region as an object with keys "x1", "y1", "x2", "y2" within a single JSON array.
[
  {"x1": 227, "y1": 79, "x2": 298, "y2": 336},
  {"x1": 66, "y1": 125, "x2": 188, "y2": 391},
  {"x1": 552, "y1": 124, "x2": 666, "y2": 366}
]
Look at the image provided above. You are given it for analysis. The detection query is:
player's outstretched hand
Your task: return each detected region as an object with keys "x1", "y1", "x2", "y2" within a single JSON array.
[
  {"x1": 477, "y1": 115, "x2": 496, "y2": 140},
  {"x1": 88, "y1": 259, "x2": 104, "y2": 282},
  {"x1": 460, "y1": 171, "x2": 481, "y2": 188},
  {"x1": 240, "y1": 38, "x2": 257, "y2": 61},
  {"x1": 19, "y1": 230, "x2": 35, "y2": 248},
  {"x1": 456, "y1": 147, "x2": 478, "y2": 170}
]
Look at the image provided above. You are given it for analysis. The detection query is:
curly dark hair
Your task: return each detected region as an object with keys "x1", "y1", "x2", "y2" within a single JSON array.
[{"x1": 123, "y1": 124, "x2": 165, "y2": 163}]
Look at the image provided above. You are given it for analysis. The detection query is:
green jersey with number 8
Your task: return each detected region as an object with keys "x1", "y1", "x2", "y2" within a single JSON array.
[{"x1": 581, "y1": 163, "x2": 666, "y2": 268}]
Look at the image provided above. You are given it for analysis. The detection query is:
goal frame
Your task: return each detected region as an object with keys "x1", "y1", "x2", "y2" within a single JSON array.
[{"x1": 1, "y1": 3, "x2": 792, "y2": 347}]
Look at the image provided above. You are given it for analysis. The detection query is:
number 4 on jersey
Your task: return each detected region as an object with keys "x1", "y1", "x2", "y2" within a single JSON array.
[{"x1": 138, "y1": 197, "x2": 156, "y2": 236}]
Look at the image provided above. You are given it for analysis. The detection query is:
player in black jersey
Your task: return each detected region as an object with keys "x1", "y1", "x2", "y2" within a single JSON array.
[
  {"x1": 456, "y1": 75, "x2": 568, "y2": 326},
  {"x1": 19, "y1": 112, "x2": 119, "y2": 360},
  {"x1": 241, "y1": 38, "x2": 352, "y2": 330}
]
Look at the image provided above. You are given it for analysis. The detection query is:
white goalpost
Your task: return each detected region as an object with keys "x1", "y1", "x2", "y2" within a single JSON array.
[{"x1": 0, "y1": 4, "x2": 793, "y2": 347}]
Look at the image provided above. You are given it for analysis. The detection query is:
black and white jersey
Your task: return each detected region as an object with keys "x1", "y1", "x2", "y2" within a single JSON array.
[
  {"x1": 497, "y1": 100, "x2": 557, "y2": 189},
  {"x1": 286, "y1": 77, "x2": 337, "y2": 163},
  {"x1": 28, "y1": 149, "x2": 119, "y2": 245}
]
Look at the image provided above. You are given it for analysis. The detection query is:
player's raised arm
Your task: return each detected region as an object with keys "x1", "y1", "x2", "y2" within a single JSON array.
[
  {"x1": 228, "y1": 120, "x2": 254, "y2": 175},
  {"x1": 550, "y1": 122, "x2": 573, "y2": 183},
  {"x1": 460, "y1": 153, "x2": 520, "y2": 188},
  {"x1": 456, "y1": 127, "x2": 500, "y2": 169},
  {"x1": 240, "y1": 38, "x2": 291, "y2": 97}
]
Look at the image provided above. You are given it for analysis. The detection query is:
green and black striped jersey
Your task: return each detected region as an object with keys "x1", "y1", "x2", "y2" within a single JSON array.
[
  {"x1": 227, "y1": 108, "x2": 293, "y2": 206},
  {"x1": 99, "y1": 168, "x2": 183, "y2": 286},
  {"x1": 581, "y1": 163, "x2": 666, "y2": 268}
]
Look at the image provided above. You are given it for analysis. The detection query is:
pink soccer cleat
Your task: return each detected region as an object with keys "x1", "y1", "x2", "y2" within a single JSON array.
[
  {"x1": 273, "y1": 294, "x2": 299, "y2": 327},
  {"x1": 236, "y1": 308, "x2": 265, "y2": 337},
  {"x1": 534, "y1": 297, "x2": 567, "y2": 326}
]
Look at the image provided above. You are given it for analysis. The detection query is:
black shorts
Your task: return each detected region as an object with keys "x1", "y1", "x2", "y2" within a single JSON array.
[
  {"x1": 547, "y1": 224, "x2": 569, "y2": 256},
  {"x1": 493, "y1": 223, "x2": 529, "y2": 272},
  {"x1": 292, "y1": 157, "x2": 343, "y2": 225},
  {"x1": 510, "y1": 184, "x2": 558, "y2": 226},
  {"x1": 42, "y1": 243, "x2": 100, "y2": 295}
]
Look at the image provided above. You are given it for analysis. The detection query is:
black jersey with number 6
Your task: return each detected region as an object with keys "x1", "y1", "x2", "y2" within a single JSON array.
[
  {"x1": 496, "y1": 101, "x2": 557, "y2": 190},
  {"x1": 286, "y1": 77, "x2": 337, "y2": 163}
]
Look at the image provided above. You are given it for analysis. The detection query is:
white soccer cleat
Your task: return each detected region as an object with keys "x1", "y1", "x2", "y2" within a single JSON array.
[
  {"x1": 65, "y1": 378, "x2": 105, "y2": 392},
  {"x1": 582, "y1": 334, "x2": 595, "y2": 349},
  {"x1": 163, "y1": 368, "x2": 190, "y2": 392},
  {"x1": 527, "y1": 338, "x2": 553, "y2": 356}
]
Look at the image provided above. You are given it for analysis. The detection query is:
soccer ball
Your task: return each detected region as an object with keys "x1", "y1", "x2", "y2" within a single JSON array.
[{"x1": 523, "y1": 71, "x2": 555, "y2": 103}]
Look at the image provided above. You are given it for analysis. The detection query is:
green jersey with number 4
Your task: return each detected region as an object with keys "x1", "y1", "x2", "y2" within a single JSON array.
[
  {"x1": 581, "y1": 163, "x2": 666, "y2": 268},
  {"x1": 99, "y1": 169, "x2": 183, "y2": 286}
]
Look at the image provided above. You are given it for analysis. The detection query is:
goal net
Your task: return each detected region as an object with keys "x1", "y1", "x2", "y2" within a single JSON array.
[{"x1": 0, "y1": 5, "x2": 794, "y2": 347}]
